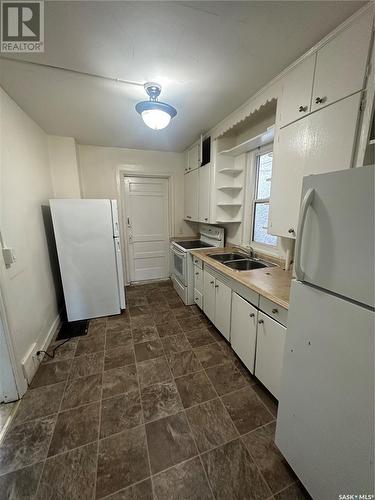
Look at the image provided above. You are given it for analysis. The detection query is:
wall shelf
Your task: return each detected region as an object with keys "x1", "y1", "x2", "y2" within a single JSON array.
[
  {"x1": 216, "y1": 219, "x2": 242, "y2": 224},
  {"x1": 219, "y1": 126, "x2": 275, "y2": 157},
  {"x1": 218, "y1": 168, "x2": 243, "y2": 175},
  {"x1": 218, "y1": 186, "x2": 243, "y2": 192},
  {"x1": 217, "y1": 203, "x2": 242, "y2": 208}
]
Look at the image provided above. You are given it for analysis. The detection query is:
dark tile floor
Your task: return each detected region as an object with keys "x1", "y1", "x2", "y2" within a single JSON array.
[{"x1": 0, "y1": 280, "x2": 311, "y2": 499}]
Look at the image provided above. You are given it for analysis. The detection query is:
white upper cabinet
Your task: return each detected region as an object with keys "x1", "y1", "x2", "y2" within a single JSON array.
[
  {"x1": 186, "y1": 143, "x2": 200, "y2": 172},
  {"x1": 278, "y1": 55, "x2": 316, "y2": 128},
  {"x1": 269, "y1": 117, "x2": 308, "y2": 238},
  {"x1": 269, "y1": 92, "x2": 361, "y2": 238},
  {"x1": 278, "y1": 12, "x2": 372, "y2": 128},
  {"x1": 198, "y1": 163, "x2": 210, "y2": 223},
  {"x1": 311, "y1": 13, "x2": 373, "y2": 112},
  {"x1": 184, "y1": 168, "x2": 199, "y2": 221}
]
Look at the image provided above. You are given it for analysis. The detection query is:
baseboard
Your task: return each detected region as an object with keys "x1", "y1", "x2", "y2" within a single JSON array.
[{"x1": 21, "y1": 312, "x2": 62, "y2": 384}]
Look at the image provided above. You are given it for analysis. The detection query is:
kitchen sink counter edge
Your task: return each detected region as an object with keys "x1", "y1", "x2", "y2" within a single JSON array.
[{"x1": 191, "y1": 247, "x2": 292, "y2": 309}]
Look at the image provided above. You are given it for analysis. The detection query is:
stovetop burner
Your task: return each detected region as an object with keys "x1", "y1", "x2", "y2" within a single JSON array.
[{"x1": 175, "y1": 240, "x2": 212, "y2": 250}]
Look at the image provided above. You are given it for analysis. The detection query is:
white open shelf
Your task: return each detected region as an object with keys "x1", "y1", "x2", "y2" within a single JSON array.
[
  {"x1": 216, "y1": 219, "x2": 242, "y2": 224},
  {"x1": 219, "y1": 126, "x2": 275, "y2": 157},
  {"x1": 218, "y1": 186, "x2": 243, "y2": 192},
  {"x1": 217, "y1": 203, "x2": 242, "y2": 208},
  {"x1": 218, "y1": 168, "x2": 243, "y2": 175}
]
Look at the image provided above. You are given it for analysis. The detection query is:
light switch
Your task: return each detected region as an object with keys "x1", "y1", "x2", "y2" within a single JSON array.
[{"x1": 2, "y1": 247, "x2": 16, "y2": 267}]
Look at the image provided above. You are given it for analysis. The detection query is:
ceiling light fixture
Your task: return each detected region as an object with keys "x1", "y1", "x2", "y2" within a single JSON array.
[{"x1": 135, "y1": 82, "x2": 177, "y2": 130}]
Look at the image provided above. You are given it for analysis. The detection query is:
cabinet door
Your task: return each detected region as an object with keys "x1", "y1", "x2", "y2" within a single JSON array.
[
  {"x1": 255, "y1": 312, "x2": 286, "y2": 400},
  {"x1": 214, "y1": 279, "x2": 232, "y2": 341},
  {"x1": 194, "y1": 265, "x2": 203, "y2": 293},
  {"x1": 269, "y1": 118, "x2": 307, "y2": 238},
  {"x1": 188, "y1": 143, "x2": 200, "y2": 171},
  {"x1": 184, "y1": 169, "x2": 199, "y2": 221},
  {"x1": 311, "y1": 13, "x2": 372, "y2": 112},
  {"x1": 230, "y1": 293, "x2": 258, "y2": 373},
  {"x1": 198, "y1": 163, "x2": 210, "y2": 223},
  {"x1": 278, "y1": 54, "x2": 316, "y2": 128},
  {"x1": 203, "y1": 269, "x2": 216, "y2": 324},
  {"x1": 304, "y1": 92, "x2": 361, "y2": 176}
]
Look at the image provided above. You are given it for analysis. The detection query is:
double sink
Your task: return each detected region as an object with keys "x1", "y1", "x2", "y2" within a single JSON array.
[{"x1": 207, "y1": 252, "x2": 275, "y2": 271}]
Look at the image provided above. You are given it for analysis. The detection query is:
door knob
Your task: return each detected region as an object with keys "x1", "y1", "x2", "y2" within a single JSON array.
[
  {"x1": 258, "y1": 319, "x2": 264, "y2": 324},
  {"x1": 249, "y1": 313, "x2": 255, "y2": 318},
  {"x1": 315, "y1": 97, "x2": 324, "y2": 104}
]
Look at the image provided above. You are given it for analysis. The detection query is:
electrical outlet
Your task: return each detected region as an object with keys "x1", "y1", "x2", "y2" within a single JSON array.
[{"x1": 2, "y1": 247, "x2": 16, "y2": 267}]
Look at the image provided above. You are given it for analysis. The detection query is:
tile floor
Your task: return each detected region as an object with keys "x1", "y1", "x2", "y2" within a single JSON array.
[{"x1": 0, "y1": 280, "x2": 311, "y2": 499}]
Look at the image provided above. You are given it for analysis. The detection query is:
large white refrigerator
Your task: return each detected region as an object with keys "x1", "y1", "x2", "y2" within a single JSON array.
[
  {"x1": 275, "y1": 166, "x2": 374, "y2": 500},
  {"x1": 50, "y1": 199, "x2": 126, "y2": 321}
]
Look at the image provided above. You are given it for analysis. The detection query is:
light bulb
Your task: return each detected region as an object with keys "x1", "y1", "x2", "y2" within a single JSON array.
[{"x1": 141, "y1": 109, "x2": 171, "y2": 130}]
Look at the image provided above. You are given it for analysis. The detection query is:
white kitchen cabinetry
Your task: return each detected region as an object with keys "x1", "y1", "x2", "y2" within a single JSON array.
[
  {"x1": 255, "y1": 311, "x2": 286, "y2": 400},
  {"x1": 278, "y1": 55, "x2": 316, "y2": 128},
  {"x1": 311, "y1": 13, "x2": 372, "y2": 112},
  {"x1": 203, "y1": 269, "x2": 216, "y2": 324},
  {"x1": 198, "y1": 163, "x2": 210, "y2": 223},
  {"x1": 193, "y1": 263, "x2": 203, "y2": 310},
  {"x1": 270, "y1": 92, "x2": 361, "y2": 238},
  {"x1": 186, "y1": 143, "x2": 200, "y2": 172},
  {"x1": 184, "y1": 168, "x2": 199, "y2": 221},
  {"x1": 231, "y1": 292, "x2": 258, "y2": 374},
  {"x1": 203, "y1": 268, "x2": 231, "y2": 340},
  {"x1": 278, "y1": 13, "x2": 372, "y2": 129}
]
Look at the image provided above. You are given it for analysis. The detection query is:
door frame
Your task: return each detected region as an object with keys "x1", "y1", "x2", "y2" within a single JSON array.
[
  {"x1": 116, "y1": 165, "x2": 174, "y2": 285},
  {"x1": 0, "y1": 281, "x2": 25, "y2": 402}
]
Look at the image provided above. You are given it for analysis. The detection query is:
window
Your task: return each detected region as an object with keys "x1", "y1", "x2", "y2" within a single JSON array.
[{"x1": 251, "y1": 151, "x2": 277, "y2": 247}]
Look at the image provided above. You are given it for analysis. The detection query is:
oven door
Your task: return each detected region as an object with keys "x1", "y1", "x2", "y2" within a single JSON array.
[{"x1": 171, "y1": 245, "x2": 187, "y2": 286}]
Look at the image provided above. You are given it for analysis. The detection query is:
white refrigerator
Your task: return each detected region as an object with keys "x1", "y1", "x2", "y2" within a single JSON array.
[
  {"x1": 275, "y1": 166, "x2": 374, "y2": 500},
  {"x1": 50, "y1": 199, "x2": 126, "y2": 321}
]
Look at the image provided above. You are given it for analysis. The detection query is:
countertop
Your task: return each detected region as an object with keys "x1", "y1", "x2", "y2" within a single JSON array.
[{"x1": 190, "y1": 247, "x2": 292, "y2": 309}]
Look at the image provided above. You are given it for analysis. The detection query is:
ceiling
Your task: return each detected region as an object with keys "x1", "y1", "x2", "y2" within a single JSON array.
[{"x1": 0, "y1": 1, "x2": 365, "y2": 152}]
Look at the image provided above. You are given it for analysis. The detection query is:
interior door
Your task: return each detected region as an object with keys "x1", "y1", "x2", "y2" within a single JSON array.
[
  {"x1": 124, "y1": 177, "x2": 169, "y2": 283},
  {"x1": 276, "y1": 281, "x2": 374, "y2": 499}
]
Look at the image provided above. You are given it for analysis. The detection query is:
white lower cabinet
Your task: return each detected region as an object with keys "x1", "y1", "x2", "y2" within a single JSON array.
[
  {"x1": 214, "y1": 280, "x2": 231, "y2": 341},
  {"x1": 203, "y1": 269, "x2": 231, "y2": 340},
  {"x1": 230, "y1": 292, "x2": 258, "y2": 374},
  {"x1": 255, "y1": 311, "x2": 286, "y2": 400}
]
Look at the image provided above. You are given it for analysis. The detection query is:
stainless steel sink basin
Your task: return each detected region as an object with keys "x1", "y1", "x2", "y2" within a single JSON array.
[
  {"x1": 208, "y1": 253, "x2": 246, "y2": 262},
  {"x1": 224, "y1": 259, "x2": 276, "y2": 271}
]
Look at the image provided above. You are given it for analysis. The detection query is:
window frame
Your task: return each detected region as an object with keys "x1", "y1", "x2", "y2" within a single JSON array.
[{"x1": 251, "y1": 148, "x2": 277, "y2": 248}]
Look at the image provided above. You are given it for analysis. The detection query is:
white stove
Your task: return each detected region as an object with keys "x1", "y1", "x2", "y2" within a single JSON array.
[{"x1": 170, "y1": 224, "x2": 224, "y2": 305}]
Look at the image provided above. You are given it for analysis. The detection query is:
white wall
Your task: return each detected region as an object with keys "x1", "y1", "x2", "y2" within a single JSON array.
[
  {"x1": 78, "y1": 144, "x2": 195, "y2": 237},
  {"x1": 0, "y1": 87, "x2": 61, "y2": 388},
  {"x1": 48, "y1": 135, "x2": 81, "y2": 198}
]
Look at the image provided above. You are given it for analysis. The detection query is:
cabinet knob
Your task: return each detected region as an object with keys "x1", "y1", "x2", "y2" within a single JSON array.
[
  {"x1": 215, "y1": 284, "x2": 219, "y2": 288},
  {"x1": 186, "y1": 215, "x2": 191, "y2": 219},
  {"x1": 210, "y1": 281, "x2": 214, "y2": 285},
  {"x1": 298, "y1": 105, "x2": 307, "y2": 112},
  {"x1": 204, "y1": 218, "x2": 208, "y2": 221},
  {"x1": 249, "y1": 313, "x2": 255, "y2": 318},
  {"x1": 272, "y1": 308, "x2": 278, "y2": 314},
  {"x1": 258, "y1": 319, "x2": 264, "y2": 324},
  {"x1": 288, "y1": 228, "x2": 295, "y2": 234},
  {"x1": 195, "y1": 272, "x2": 199, "y2": 276},
  {"x1": 315, "y1": 96, "x2": 324, "y2": 104}
]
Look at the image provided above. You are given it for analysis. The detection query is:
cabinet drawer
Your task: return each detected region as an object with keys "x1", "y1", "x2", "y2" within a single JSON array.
[
  {"x1": 193, "y1": 257, "x2": 203, "y2": 269},
  {"x1": 259, "y1": 297, "x2": 288, "y2": 327},
  {"x1": 193, "y1": 289, "x2": 203, "y2": 309},
  {"x1": 194, "y1": 266, "x2": 203, "y2": 292}
]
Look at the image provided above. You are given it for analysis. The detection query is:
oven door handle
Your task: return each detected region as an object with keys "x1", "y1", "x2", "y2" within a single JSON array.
[{"x1": 172, "y1": 247, "x2": 186, "y2": 258}]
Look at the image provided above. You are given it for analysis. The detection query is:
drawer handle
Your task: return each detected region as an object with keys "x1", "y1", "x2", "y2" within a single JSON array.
[
  {"x1": 258, "y1": 319, "x2": 264, "y2": 324},
  {"x1": 272, "y1": 308, "x2": 278, "y2": 314},
  {"x1": 249, "y1": 313, "x2": 255, "y2": 318}
]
